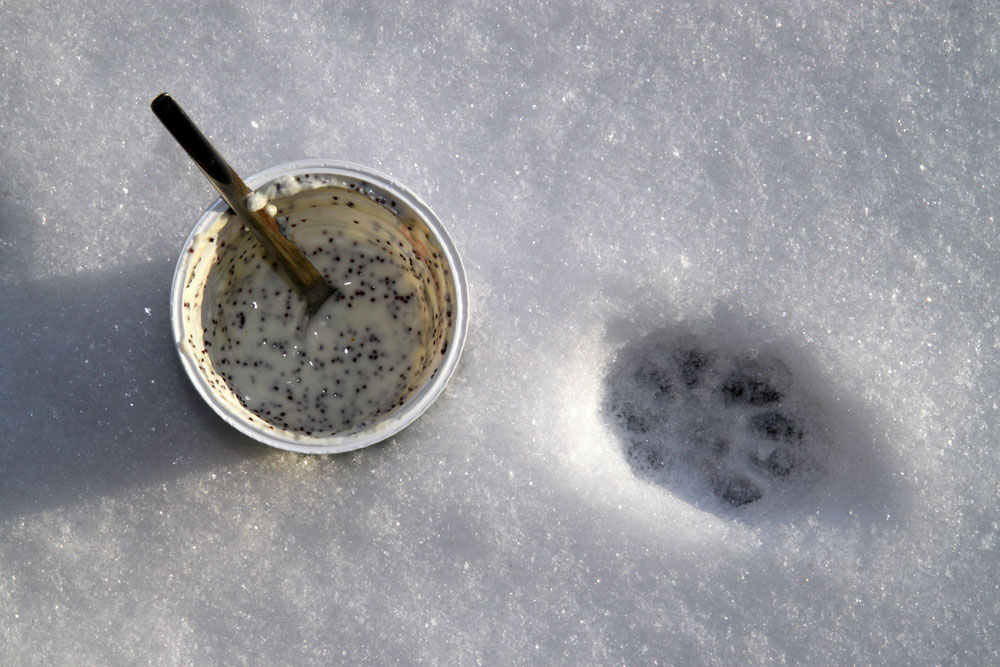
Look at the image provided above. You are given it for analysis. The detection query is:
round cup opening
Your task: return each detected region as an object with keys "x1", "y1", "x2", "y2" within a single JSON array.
[{"x1": 170, "y1": 160, "x2": 468, "y2": 454}]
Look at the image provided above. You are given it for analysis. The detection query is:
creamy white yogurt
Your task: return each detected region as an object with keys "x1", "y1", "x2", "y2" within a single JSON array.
[{"x1": 178, "y1": 171, "x2": 458, "y2": 440}]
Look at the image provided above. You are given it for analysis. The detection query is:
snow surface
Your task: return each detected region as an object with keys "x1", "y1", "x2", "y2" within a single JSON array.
[{"x1": 1, "y1": 1, "x2": 998, "y2": 664}]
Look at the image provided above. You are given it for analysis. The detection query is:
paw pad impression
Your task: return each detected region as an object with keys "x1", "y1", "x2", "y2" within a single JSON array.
[{"x1": 604, "y1": 327, "x2": 817, "y2": 508}]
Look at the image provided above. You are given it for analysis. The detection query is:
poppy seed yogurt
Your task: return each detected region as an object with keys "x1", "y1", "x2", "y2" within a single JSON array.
[{"x1": 173, "y1": 161, "x2": 467, "y2": 453}]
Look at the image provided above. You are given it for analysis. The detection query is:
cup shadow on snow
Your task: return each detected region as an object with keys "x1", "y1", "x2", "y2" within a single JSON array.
[
  {"x1": 598, "y1": 307, "x2": 909, "y2": 527},
  {"x1": 0, "y1": 260, "x2": 278, "y2": 518}
]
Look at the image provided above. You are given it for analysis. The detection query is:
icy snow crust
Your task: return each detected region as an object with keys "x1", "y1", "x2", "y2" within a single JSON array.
[{"x1": 1, "y1": 1, "x2": 998, "y2": 665}]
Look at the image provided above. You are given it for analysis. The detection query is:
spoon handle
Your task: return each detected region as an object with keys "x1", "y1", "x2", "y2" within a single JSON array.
[{"x1": 151, "y1": 93, "x2": 335, "y2": 313}]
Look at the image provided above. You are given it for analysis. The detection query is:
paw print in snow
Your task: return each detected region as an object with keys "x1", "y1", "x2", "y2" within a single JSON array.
[{"x1": 604, "y1": 329, "x2": 811, "y2": 508}]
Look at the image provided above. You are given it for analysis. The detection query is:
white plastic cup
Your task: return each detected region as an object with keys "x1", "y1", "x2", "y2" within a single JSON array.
[{"x1": 170, "y1": 160, "x2": 468, "y2": 454}]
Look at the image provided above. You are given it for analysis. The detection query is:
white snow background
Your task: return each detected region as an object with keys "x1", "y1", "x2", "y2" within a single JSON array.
[{"x1": 0, "y1": 1, "x2": 997, "y2": 664}]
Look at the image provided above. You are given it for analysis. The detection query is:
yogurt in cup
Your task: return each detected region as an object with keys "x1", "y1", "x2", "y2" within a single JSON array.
[{"x1": 171, "y1": 160, "x2": 468, "y2": 454}]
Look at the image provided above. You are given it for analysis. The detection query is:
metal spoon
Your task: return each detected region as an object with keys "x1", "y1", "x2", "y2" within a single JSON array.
[{"x1": 151, "y1": 92, "x2": 336, "y2": 315}]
